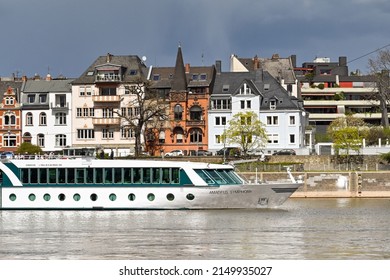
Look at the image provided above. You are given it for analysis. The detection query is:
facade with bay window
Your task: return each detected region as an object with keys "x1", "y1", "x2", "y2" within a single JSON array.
[
  {"x1": 20, "y1": 77, "x2": 73, "y2": 152},
  {"x1": 71, "y1": 54, "x2": 148, "y2": 157}
]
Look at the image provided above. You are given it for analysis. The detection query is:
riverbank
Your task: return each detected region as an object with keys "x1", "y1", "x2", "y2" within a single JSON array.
[{"x1": 238, "y1": 170, "x2": 390, "y2": 198}]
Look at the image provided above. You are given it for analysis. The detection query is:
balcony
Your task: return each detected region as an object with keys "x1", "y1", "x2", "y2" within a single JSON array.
[
  {"x1": 95, "y1": 74, "x2": 121, "y2": 83},
  {"x1": 92, "y1": 95, "x2": 121, "y2": 103},
  {"x1": 50, "y1": 102, "x2": 69, "y2": 110},
  {"x1": 92, "y1": 117, "x2": 121, "y2": 126},
  {"x1": 186, "y1": 120, "x2": 205, "y2": 126}
]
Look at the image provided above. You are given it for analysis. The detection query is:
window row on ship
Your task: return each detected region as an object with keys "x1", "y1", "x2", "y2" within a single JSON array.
[{"x1": 19, "y1": 167, "x2": 181, "y2": 185}]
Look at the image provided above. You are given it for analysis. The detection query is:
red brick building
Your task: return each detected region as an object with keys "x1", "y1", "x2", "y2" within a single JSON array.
[
  {"x1": 0, "y1": 85, "x2": 23, "y2": 153},
  {"x1": 149, "y1": 46, "x2": 215, "y2": 155}
]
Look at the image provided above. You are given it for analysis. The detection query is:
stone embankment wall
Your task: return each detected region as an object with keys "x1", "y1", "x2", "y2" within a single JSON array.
[{"x1": 239, "y1": 171, "x2": 390, "y2": 198}]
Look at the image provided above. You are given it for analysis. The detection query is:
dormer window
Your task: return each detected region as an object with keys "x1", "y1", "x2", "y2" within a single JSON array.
[
  {"x1": 239, "y1": 83, "x2": 252, "y2": 95},
  {"x1": 270, "y1": 100, "x2": 276, "y2": 110},
  {"x1": 129, "y1": 70, "x2": 137, "y2": 75},
  {"x1": 153, "y1": 74, "x2": 160, "y2": 81}
]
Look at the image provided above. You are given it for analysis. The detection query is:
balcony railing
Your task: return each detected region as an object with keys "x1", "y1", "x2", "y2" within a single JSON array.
[
  {"x1": 92, "y1": 95, "x2": 121, "y2": 103},
  {"x1": 92, "y1": 117, "x2": 121, "y2": 126},
  {"x1": 50, "y1": 102, "x2": 69, "y2": 110},
  {"x1": 95, "y1": 74, "x2": 121, "y2": 82},
  {"x1": 186, "y1": 120, "x2": 205, "y2": 126}
]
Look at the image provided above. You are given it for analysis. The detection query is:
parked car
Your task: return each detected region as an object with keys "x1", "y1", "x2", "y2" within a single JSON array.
[
  {"x1": 165, "y1": 149, "x2": 184, "y2": 157},
  {"x1": 272, "y1": 149, "x2": 296, "y2": 155},
  {"x1": 196, "y1": 150, "x2": 213, "y2": 156},
  {"x1": 1, "y1": 151, "x2": 14, "y2": 159},
  {"x1": 216, "y1": 147, "x2": 241, "y2": 157}
]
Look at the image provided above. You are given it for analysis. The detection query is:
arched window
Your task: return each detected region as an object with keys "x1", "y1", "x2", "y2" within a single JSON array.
[
  {"x1": 37, "y1": 133, "x2": 45, "y2": 147},
  {"x1": 159, "y1": 131, "x2": 165, "y2": 143},
  {"x1": 55, "y1": 112, "x2": 67, "y2": 125},
  {"x1": 189, "y1": 106, "x2": 202, "y2": 121},
  {"x1": 3, "y1": 113, "x2": 16, "y2": 126},
  {"x1": 39, "y1": 112, "x2": 47, "y2": 126},
  {"x1": 173, "y1": 127, "x2": 184, "y2": 143},
  {"x1": 26, "y1": 113, "x2": 33, "y2": 126},
  {"x1": 174, "y1": 104, "x2": 183, "y2": 120},
  {"x1": 189, "y1": 128, "x2": 203, "y2": 143},
  {"x1": 23, "y1": 132, "x2": 32, "y2": 143}
]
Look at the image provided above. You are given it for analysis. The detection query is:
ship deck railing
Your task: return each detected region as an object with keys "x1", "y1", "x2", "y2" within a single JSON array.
[{"x1": 0, "y1": 154, "x2": 96, "y2": 161}]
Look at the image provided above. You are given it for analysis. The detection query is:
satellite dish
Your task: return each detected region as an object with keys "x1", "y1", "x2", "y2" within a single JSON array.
[{"x1": 142, "y1": 56, "x2": 147, "y2": 62}]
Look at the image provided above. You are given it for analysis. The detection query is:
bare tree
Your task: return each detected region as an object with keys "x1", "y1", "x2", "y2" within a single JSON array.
[
  {"x1": 116, "y1": 78, "x2": 168, "y2": 157},
  {"x1": 368, "y1": 49, "x2": 390, "y2": 128}
]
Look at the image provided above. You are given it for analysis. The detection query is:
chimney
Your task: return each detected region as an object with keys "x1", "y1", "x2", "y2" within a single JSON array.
[
  {"x1": 34, "y1": 73, "x2": 40, "y2": 80},
  {"x1": 185, "y1": 63, "x2": 190, "y2": 74},
  {"x1": 339, "y1": 56, "x2": 347, "y2": 67},
  {"x1": 272, "y1": 53, "x2": 280, "y2": 60},
  {"x1": 106, "y1": 53, "x2": 112, "y2": 63},
  {"x1": 215, "y1": 60, "x2": 221, "y2": 74},
  {"x1": 253, "y1": 55, "x2": 260, "y2": 70},
  {"x1": 291, "y1": 55, "x2": 297, "y2": 68}
]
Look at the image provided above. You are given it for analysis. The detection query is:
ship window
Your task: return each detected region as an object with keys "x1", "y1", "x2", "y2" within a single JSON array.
[
  {"x1": 9, "y1": 194, "x2": 16, "y2": 201},
  {"x1": 194, "y1": 170, "x2": 214, "y2": 184},
  {"x1": 67, "y1": 168, "x2": 75, "y2": 184},
  {"x1": 40, "y1": 169, "x2": 47, "y2": 184},
  {"x1": 143, "y1": 168, "x2": 151, "y2": 183},
  {"x1": 49, "y1": 168, "x2": 57, "y2": 184},
  {"x1": 30, "y1": 169, "x2": 38, "y2": 184},
  {"x1": 76, "y1": 169, "x2": 85, "y2": 184},
  {"x1": 167, "y1": 193, "x2": 175, "y2": 201},
  {"x1": 203, "y1": 170, "x2": 226, "y2": 184},
  {"x1": 103, "y1": 168, "x2": 112, "y2": 183},
  {"x1": 152, "y1": 168, "x2": 160, "y2": 184},
  {"x1": 95, "y1": 168, "x2": 103, "y2": 183},
  {"x1": 224, "y1": 170, "x2": 243, "y2": 184},
  {"x1": 43, "y1": 193, "x2": 51, "y2": 201},
  {"x1": 114, "y1": 168, "x2": 122, "y2": 184},
  {"x1": 28, "y1": 193, "x2": 36, "y2": 201},
  {"x1": 90, "y1": 193, "x2": 98, "y2": 201},
  {"x1": 133, "y1": 168, "x2": 141, "y2": 183},
  {"x1": 86, "y1": 168, "x2": 94, "y2": 183},
  {"x1": 124, "y1": 168, "x2": 132, "y2": 183},
  {"x1": 109, "y1": 193, "x2": 117, "y2": 201},
  {"x1": 58, "y1": 168, "x2": 66, "y2": 183},
  {"x1": 172, "y1": 168, "x2": 180, "y2": 184},
  {"x1": 58, "y1": 193, "x2": 66, "y2": 201},
  {"x1": 162, "y1": 168, "x2": 170, "y2": 183},
  {"x1": 73, "y1": 194, "x2": 81, "y2": 201},
  {"x1": 128, "y1": 193, "x2": 136, "y2": 201},
  {"x1": 186, "y1": 194, "x2": 195, "y2": 200},
  {"x1": 21, "y1": 169, "x2": 29, "y2": 184},
  {"x1": 147, "y1": 193, "x2": 155, "y2": 201}
]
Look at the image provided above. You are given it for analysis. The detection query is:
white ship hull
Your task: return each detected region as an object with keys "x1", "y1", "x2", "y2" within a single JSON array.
[{"x1": 0, "y1": 158, "x2": 300, "y2": 210}]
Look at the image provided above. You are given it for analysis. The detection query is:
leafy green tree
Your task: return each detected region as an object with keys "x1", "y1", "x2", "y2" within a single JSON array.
[
  {"x1": 327, "y1": 116, "x2": 368, "y2": 164},
  {"x1": 222, "y1": 111, "x2": 267, "y2": 156},
  {"x1": 16, "y1": 142, "x2": 43, "y2": 155},
  {"x1": 368, "y1": 49, "x2": 390, "y2": 128}
]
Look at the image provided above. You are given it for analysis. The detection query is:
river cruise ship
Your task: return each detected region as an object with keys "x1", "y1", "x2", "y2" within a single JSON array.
[{"x1": 0, "y1": 156, "x2": 301, "y2": 210}]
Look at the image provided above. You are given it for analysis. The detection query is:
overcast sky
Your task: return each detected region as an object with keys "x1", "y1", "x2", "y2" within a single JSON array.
[{"x1": 1, "y1": 0, "x2": 389, "y2": 78}]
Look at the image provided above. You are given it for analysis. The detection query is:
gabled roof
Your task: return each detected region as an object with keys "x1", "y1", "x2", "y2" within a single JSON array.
[
  {"x1": 0, "y1": 81, "x2": 23, "y2": 101},
  {"x1": 72, "y1": 54, "x2": 148, "y2": 84},
  {"x1": 212, "y1": 69, "x2": 303, "y2": 111}
]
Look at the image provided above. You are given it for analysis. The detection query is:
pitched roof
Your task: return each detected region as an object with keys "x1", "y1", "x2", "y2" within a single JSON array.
[
  {"x1": 22, "y1": 79, "x2": 74, "y2": 93},
  {"x1": 72, "y1": 54, "x2": 148, "y2": 84},
  {"x1": 171, "y1": 46, "x2": 187, "y2": 91},
  {"x1": 212, "y1": 69, "x2": 303, "y2": 111}
]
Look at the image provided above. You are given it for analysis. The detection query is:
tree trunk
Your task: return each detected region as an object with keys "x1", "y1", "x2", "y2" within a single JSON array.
[{"x1": 380, "y1": 98, "x2": 389, "y2": 128}]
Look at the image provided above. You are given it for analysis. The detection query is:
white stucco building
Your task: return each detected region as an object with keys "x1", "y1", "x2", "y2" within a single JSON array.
[{"x1": 20, "y1": 76, "x2": 73, "y2": 152}]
